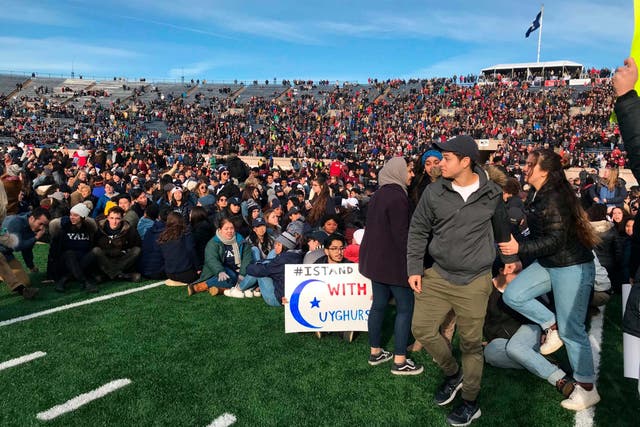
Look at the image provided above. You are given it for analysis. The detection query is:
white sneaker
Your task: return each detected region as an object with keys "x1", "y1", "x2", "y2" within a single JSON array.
[
  {"x1": 540, "y1": 328, "x2": 563, "y2": 355},
  {"x1": 243, "y1": 289, "x2": 254, "y2": 298},
  {"x1": 561, "y1": 385, "x2": 600, "y2": 411},
  {"x1": 253, "y1": 289, "x2": 262, "y2": 297},
  {"x1": 224, "y1": 286, "x2": 245, "y2": 298}
]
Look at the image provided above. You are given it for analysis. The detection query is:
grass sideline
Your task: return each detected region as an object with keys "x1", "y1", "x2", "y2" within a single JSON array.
[{"x1": 0, "y1": 245, "x2": 637, "y2": 426}]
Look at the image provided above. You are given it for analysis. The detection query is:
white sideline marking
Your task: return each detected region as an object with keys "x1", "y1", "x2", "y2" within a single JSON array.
[
  {"x1": 0, "y1": 351, "x2": 46, "y2": 371},
  {"x1": 206, "y1": 413, "x2": 237, "y2": 427},
  {"x1": 36, "y1": 378, "x2": 131, "y2": 421},
  {"x1": 574, "y1": 306, "x2": 605, "y2": 427},
  {"x1": 0, "y1": 281, "x2": 165, "y2": 328}
]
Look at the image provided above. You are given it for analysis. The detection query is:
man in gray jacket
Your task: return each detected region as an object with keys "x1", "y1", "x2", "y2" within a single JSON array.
[{"x1": 407, "y1": 135, "x2": 518, "y2": 426}]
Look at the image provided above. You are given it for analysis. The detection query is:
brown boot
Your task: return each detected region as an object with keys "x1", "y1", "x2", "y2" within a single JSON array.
[
  {"x1": 187, "y1": 281, "x2": 209, "y2": 296},
  {"x1": 208, "y1": 286, "x2": 220, "y2": 296}
]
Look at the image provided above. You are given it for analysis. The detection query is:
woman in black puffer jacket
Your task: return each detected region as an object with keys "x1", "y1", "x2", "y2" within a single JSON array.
[{"x1": 499, "y1": 149, "x2": 601, "y2": 411}]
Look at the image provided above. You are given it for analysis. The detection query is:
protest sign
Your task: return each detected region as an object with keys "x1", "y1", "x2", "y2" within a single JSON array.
[
  {"x1": 622, "y1": 283, "x2": 640, "y2": 379},
  {"x1": 284, "y1": 264, "x2": 372, "y2": 333}
]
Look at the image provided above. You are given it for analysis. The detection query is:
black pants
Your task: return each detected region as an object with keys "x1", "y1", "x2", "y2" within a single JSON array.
[
  {"x1": 61, "y1": 250, "x2": 95, "y2": 282},
  {"x1": 91, "y1": 247, "x2": 141, "y2": 279},
  {"x1": 167, "y1": 269, "x2": 199, "y2": 284}
]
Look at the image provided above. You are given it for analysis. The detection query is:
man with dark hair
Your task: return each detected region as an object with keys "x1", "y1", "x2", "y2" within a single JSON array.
[
  {"x1": 92, "y1": 206, "x2": 142, "y2": 282},
  {"x1": 116, "y1": 193, "x2": 139, "y2": 230},
  {"x1": 130, "y1": 188, "x2": 148, "y2": 218},
  {"x1": 314, "y1": 233, "x2": 356, "y2": 342},
  {"x1": 0, "y1": 207, "x2": 51, "y2": 299},
  {"x1": 407, "y1": 135, "x2": 518, "y2": 426}
]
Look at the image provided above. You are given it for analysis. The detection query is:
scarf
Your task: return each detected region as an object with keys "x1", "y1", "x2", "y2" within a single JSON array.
[{"x1": 216, "y1": 230, "x2": 241, "y2": 267}]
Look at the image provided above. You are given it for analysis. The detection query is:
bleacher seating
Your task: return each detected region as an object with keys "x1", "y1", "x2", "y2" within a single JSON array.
[
  {"x1": 188, "y1": 83, "x2": 243, "y2": 103},
  {"x1": 234, "y1": 84, "x2": 287, "y2": 104},
  {"x1": 15, "y1": 77, "x2": 66, "y2": 101},
  {"x1": 0, "y1": 75, "x2": 29, "y2": 99}
]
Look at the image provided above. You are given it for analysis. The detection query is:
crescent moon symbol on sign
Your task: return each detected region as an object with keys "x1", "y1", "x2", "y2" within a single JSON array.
[{"x1": 289, "y1": 279, "x2": 323, "y2": 329}]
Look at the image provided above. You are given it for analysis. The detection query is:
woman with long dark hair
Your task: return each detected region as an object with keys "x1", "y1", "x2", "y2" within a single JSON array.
[
  {"x1": 499, "y1": 149, "x2": 601, "y2": 411},
  {"x1": 305, "y1": 174, "x2": 336, "y2": 228},
  {"x1": 158, "y1": 212, "x2": 199, "y2": 284},
  {"x1": 189, "y1": 206, "x2": 215, "y2": 271}
]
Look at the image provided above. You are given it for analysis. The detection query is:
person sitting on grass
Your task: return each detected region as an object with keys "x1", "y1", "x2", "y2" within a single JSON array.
[
  {"x1": 314, "y1": 233, "x2": 357, "y2": 343},
  {"x1": 187, "y1": 218, "x2": 252, "y2": 296},
  {"x1": 92, "y1": 206, "x2": 142, "y2": 283},
  {"x1": 225, "y1": 231, "x2": 303, "y2": 305},
  {"x1": 116, "y1": 194, "x2": 139, "y2": 231},
  {"x1": 47, "y1": 203, "x2": 99, "y2": 293},
  {"x1": 158, "y1": 212, "x2": 199, "y2": 285},
  {"x1": 138, "y1": 208, "x2": 167, "y2": 280},
  {"x1": 245, "y1": 216, "x2": 274, "y2": 262},
  {"x1": 0, "y1": 207, "x2": 51, "y2": 299},
  {"x1": 483, "y1": 264, "x2": 577, "y2": 399},
  {"x1": 137, "y1": 203, "x2": 160, "y2": 240}
]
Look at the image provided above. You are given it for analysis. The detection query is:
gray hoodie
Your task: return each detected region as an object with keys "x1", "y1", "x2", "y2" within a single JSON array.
[{"x1": 407, "y1": 165, "x2": 517, "y2": 285}]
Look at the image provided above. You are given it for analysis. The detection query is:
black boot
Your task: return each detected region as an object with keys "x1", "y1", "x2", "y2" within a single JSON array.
[{"x1": 55, "y1": 276, "x2": 69, "y2": 293}]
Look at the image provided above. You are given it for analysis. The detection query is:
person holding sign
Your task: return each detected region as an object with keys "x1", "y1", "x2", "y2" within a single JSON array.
[
  {"x1": 360, "y1": 157, "x2": 423, "y2": 375},
  {"x1": 315, "y1": 233, "x2": 357, "y2": 342},
  {"x1": 407, "y1": 135, "x2": 518, "y2": 426}
]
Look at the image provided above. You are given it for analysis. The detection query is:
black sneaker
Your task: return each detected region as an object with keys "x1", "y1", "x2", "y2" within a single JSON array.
[
  {"x1": 446, "y1": 400, "x2": 481, "y2": 426},
  {"x1": 54, "y1": 276, "x2": 67, "y2": 293},
  {"x1": 83, "y1": 281, "x2": 99, "y2": 294},
  {"x1": 368, "y1": 350, "x2": 393, "y2": 366},
  {"x1": 434, "y1": 370, "x2": 464, "y2": 406},
  {"x1": 391, "y1": 359, "x2": 424, "y2": 375}
]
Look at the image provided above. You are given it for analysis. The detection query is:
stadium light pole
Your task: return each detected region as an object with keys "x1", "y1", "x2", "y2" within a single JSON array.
[{"x1": 537, "y1": 4, "x2": 544, "y2": 63}]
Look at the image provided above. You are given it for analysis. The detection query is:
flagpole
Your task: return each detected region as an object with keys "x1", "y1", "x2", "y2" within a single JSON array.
[{"x1": 537, "y1": 4, "x2": 544, "y2": 63}]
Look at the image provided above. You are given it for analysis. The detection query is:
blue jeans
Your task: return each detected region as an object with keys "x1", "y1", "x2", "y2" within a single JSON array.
[
  {"x1": 502, "y1": 260, "x2": 596, "y2": 382},
  {"x1": 484, "y1": 324, "x2": 565, "y2": 385},
  {"x1": 203, "y1": 267, "x2": 237, "y2": 289},
  {"x1": 238, "y1": 274, "x2": 280, "y2": 307},
  {"x1": 368, "y1": 281, "x2": 415, "y2": 356}
]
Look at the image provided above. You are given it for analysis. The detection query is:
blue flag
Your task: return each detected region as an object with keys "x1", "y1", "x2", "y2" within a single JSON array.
[{"x1": 525, "y1": 11, "x2": 542, "y2": 38}]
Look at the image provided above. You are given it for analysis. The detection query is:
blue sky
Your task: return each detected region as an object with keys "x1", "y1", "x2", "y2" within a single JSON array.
[{"x1": 0, "y1": 0, "x2": 634, "y2": 83}]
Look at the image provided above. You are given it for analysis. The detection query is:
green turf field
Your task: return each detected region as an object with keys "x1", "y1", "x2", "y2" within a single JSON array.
[{"x1": 0, "y1": 245, "x2": 638, "y2": 426}]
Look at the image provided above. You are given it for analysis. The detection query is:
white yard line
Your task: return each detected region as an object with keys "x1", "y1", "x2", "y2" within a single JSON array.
[
  {"x1": 574, "y1": 306, "x2": 605, "y2": 427},
  {"x1": 36, "y1": 378, "x2": 131, "y2": 421},
  {"x1": 0, "y1": 351, "x2": 46, "y2": 371},
  {"x1": 206, "y1": 413, "x2": 237, "y2": 427},
  {"x1": 0, "y1": 281, "x2": 165, "y2": 328}
]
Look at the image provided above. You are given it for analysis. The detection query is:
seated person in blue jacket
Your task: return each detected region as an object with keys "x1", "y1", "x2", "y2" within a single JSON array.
[
  {"x1": 225, "y1": 230, "x2": 303, "y2": 306},
  {"x1": 48, "y1": 203, "x2": 99, "y2": 293},
  {"x1": 188, "y1": 217, "x2": 252, "y2": 296}
]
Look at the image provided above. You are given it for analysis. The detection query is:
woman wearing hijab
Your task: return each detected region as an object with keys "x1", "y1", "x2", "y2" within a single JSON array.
[{"x1": 359, "y1": 157, "x2": 423, "y2": 375}]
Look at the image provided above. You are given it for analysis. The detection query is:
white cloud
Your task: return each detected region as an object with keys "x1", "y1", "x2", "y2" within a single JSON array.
[
  {"x1": 0, "y1": 37, "x2": 139, "y2": 75},
  {"x1": 0, "y1": 0, "x2": 78, "y2": 26}
]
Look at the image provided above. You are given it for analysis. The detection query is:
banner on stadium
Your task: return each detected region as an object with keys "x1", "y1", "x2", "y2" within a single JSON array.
[
  {"x1": 284, "y1": 264, "x2": 372, "y2": 333},
  {"x1": 544, "y1": 80, "x2": 566, "y2": 87},
  {"x1": 569, "y1": 79, "x2": 591, "y2": 86},
  {"x1": 569, "y1": 106, "x2": 592, "y2": 117},
  {"x1": 439, "y1": 108, "x2": 457, "y2": 117}
]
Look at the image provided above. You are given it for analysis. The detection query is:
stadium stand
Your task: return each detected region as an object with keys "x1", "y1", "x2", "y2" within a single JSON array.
[{"x1": 0, "y1": 75, "x2": 30, "y2": 99}]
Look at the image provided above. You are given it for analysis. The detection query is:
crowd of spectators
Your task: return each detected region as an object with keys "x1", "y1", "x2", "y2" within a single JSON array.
[{"x1": 0, "y1": 75, "x2": 625, "y2": 172}]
